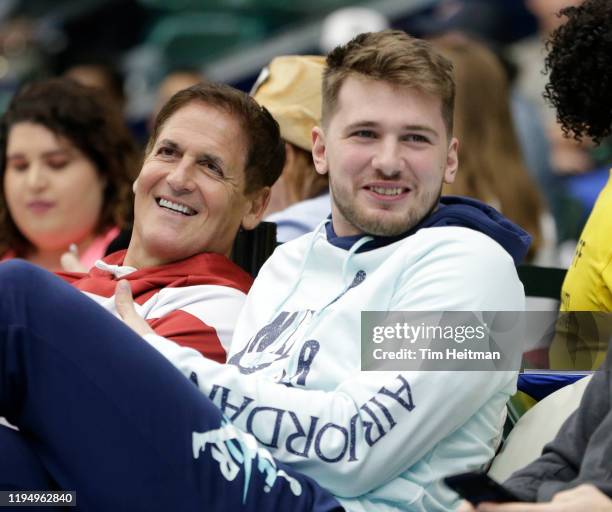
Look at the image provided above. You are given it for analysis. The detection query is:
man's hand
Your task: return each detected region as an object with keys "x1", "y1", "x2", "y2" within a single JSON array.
[
  {"x1": 457, "y1": 501, "x2": 476, "y2": 511},
  {"x1": 457, "y1": 484, "x2": 612, "y2": 511},
  {"x1": 114, "y1": 280, "x2": 154, "y2": 337}
]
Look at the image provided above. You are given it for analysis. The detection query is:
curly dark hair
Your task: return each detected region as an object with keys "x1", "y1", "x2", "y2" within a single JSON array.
[
  {"x1": 544, "y1": 0, "x2": 612, "y2": 143},
  {"x1": 0, "y1": 78, "x2": 140, "y2": 257}
]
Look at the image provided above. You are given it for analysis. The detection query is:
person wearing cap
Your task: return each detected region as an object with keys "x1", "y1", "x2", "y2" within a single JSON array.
[{"x1": 252, "y1": 55, "x2": 331, "y2": 242}]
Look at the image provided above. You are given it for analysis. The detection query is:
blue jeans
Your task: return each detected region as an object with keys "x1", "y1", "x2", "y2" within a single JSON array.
[{"x1": 0, "y1": 260, "x2": 342, "y2": 512}]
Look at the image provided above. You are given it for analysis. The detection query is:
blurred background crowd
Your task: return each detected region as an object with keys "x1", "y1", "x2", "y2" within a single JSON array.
[{"x1": 0, "y1": 0, "x2": 609, "y2": 268}]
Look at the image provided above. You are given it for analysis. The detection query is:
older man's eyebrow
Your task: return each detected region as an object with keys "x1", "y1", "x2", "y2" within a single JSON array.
[
  {"x1": 157, "y1": 139, "x2": 180, "y2": 151},
  {"x1": 155, "y1": 139, "x2": 226, "y2": 171}
]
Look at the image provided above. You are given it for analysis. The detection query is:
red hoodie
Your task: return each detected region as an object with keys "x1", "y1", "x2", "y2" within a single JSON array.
[{"x1": 58, "y1": 250, "x2": 253, "y2": 363}]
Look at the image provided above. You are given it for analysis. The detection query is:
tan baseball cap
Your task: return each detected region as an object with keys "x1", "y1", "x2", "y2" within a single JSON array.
[{"x1": 251, "y1": 55, "x2": 325, "y2": 152}]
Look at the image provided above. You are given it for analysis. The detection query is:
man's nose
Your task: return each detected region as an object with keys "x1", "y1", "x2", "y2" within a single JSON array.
[
  {"x1": 371, "y1": 138, "x2": 403, "y2": 177},
  {"x1": 166, "y1": 157, "x2": 196, "y2": 193}
]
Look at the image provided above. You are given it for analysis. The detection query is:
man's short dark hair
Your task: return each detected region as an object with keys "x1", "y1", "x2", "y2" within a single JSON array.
[{"x1": 148, "y1": 81, "x2": 285, "y2": 195}]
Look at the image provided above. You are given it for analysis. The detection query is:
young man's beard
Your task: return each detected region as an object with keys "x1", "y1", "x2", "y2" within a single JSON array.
[{"x1": 329, "y1": 177, "x2": 443, "y2": 237}]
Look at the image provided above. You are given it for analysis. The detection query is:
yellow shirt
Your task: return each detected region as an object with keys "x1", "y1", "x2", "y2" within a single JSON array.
[{"x1": 551, "y1": 169, "x2": 612, "y2": 369}]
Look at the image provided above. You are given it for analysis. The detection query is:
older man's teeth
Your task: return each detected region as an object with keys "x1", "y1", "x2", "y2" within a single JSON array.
[
  {"x1": 158, "y1": 198, "x2": 196, "y2": 215},
  {"x1": 371, "y1": 186, "x2": 404, "y2": 196}
]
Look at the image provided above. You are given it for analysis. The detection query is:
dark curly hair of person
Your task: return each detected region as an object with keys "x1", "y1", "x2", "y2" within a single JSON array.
[
  {"x1": 0, "y1": 78, "x2": 140, "y2": 257},
  {"x1": 544, "y1": 0, "x2": 612, "y2": 143}
]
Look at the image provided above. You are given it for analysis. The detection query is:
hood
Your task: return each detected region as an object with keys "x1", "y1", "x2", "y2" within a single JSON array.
[
  {"x1": 57, "y1": 250, "x2": 253, "y2": 300},
  {"x1": 325, "y1": 196, "x2": 532, "y2": 266}
]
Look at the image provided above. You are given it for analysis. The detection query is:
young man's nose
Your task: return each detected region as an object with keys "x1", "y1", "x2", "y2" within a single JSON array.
[{"x1": 371, "y1": 139, "x2": 403, "y2": 176}]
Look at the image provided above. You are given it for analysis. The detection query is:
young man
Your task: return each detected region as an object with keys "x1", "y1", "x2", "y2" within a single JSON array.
[
  {"x1": 0, "y1": 31, "x2": 529, "y2": 511},
  {"x1": 122, "y1": 30, "x2": 529, "y2": 510}
]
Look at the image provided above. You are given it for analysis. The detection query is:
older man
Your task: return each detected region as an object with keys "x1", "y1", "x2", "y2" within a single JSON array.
[{"x1": 57, "y1": 81, "x2": 284, "y2": 361}]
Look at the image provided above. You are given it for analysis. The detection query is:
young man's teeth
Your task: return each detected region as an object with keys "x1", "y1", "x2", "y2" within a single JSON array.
[
  {"x1": 371, "y1": 186, "x2": 403, "y2": 196},
  {"x1": 158, "y1": 198, "x2": 196, "y2": 215}
]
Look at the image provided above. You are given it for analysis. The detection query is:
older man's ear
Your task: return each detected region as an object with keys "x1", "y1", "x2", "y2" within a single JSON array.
[{"x1": 241, "y1": 187, "x2": 271, "y2": 231}]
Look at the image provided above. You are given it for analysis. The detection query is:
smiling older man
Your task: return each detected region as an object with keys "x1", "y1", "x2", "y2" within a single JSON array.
[{"x1": 57, "y1": 81, "x2": 284, "y2": 361}]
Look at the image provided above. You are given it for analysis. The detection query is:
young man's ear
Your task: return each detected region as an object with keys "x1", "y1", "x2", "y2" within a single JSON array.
[
  {"x1": 443, "y1": 137, "x2": 459, "y2": 184},
  {"x1": 241, "y1": 187, "x2": 271, "y2": 231},
  {"x1": 311, "y1": 126, "x2": 329, "y2": 176},
  {"x1": 132, "y1": 177, "x2": 139, "y2": 194}
]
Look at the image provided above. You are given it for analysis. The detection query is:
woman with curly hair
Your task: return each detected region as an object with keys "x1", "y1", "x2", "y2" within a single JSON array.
[
  {"x1": 545, "y1": 0, "x2": 612, "y2": 371},
  {"x1": 544, "y1": 0, "x2": 612, "y2": 144},
  {"x1": 0, "y1": 78, "x2": 139, "y2": 271}
]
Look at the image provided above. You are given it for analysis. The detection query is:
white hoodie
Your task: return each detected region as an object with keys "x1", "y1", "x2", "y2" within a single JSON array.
[{"x1": 145, "y1": 219, "x2": 525, "y2": 511}]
